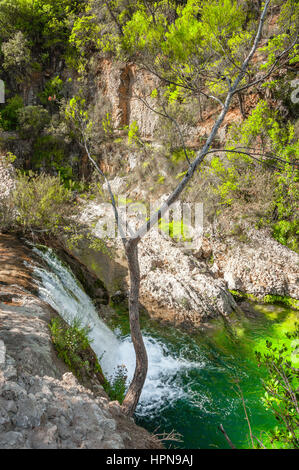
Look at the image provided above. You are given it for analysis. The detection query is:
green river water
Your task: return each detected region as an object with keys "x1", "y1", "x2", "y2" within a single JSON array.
[
  {"x1": 32, "y1": 246, "x2": 298, "y2": 450},
  {"x1": 109, "y1": 303, "x2": 298, "y2": 449}
]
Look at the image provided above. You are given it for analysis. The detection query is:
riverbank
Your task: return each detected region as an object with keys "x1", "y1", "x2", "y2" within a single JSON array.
[
  {"x1": 0, "y1": 234, "x2": 162, "y2": 449},
  {"x1": 28, "y1": 242, "x2": 299, "y2": 449}
]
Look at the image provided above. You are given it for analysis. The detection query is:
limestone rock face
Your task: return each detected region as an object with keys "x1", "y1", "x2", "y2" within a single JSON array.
[
  {"x1": 0, "y1": 156, "x2": 15, "y2": 200},
  {"x1": 209, "y1": 227, "x2": 299, "y2": 300},
  {"x1": 79, "y1": 202, "x2": 237, "y2": 327},
  {"x1": 79, "y1": 200, "x2": 299, "y2": 327},
  {"x1": 96, "y1": 59, "x2": 245, "y2": 146},
  {"x1": 0, "y1": 235, "x2": 160, "y2": 449},
  {"x1": 98, "y1": 60, "x2": 160, "y2": 138}
]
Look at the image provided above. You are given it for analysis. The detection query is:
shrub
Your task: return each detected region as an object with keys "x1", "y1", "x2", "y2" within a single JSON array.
[
  {"x1": 32, "y1": 135, "x2": 73, "y2": 184},
  {"x1": 1, "y1": 31, "x2": 31, "y2": 78},
  {"x1": 272, "y1": 220, "x2": 299, "y2": 253},
  {"x1": 104, "y1": 365, "x2": 127, "y2": 404},
  {"x1": 12, "y1": 171, "x2": 72, "y2": 232},
  {"x1": 0, "y1": 95, "x2": 24, "y2": 131},
  {"x1": 38, "y1": 75, "x2": 63, "y2": 107},
  {"x1": 50, "y1": 317, "x2": 92, "y2": 378},
  {"x1": 17, "y1": 105, "x2": 50, "y2": 140},
  {"x1": 50, "y1": 317, "x2": 108, "y2": 384},
  {"x1": 255, "y1": 325, "x2": 299, "y2": 449}
]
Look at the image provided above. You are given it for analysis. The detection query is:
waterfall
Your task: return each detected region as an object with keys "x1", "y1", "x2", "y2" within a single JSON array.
[
  {"x1": 27, "y1": 245, "x2": 286, "y2": 448},
  {"x1": 31, "y1": 246, "x2": 203, "y2": 416}
]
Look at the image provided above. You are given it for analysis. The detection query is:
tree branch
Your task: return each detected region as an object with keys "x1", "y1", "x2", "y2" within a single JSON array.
[{"x1": 131, "y1": 0, "x2": 271, "y2": 242}]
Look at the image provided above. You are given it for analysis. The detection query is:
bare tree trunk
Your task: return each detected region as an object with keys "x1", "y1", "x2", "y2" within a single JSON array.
[
  {"x1": 121, "y1": 239, "x2": 148, "y2": 416},
  {"x1": 237, "y1": 92, "x2": 246, "y2": 119},
  {"x1": 81, "y1": 0, "x2": 272, "y2": 418}
]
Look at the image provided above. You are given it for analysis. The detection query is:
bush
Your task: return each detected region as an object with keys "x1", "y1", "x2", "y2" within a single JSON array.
[
  {"x1": 0, "y1": 95, "x2": 24, "y2": 131},
  {"x1": 104, "y1": 365, "x2": 127, "y2": 404},
  {"x1": 255, "y1": 325, "x2": 299, "y2": 449},
  {"x1": 32, "y1": 135, "x2": 72, "y2": 182},
  {"x1": 272, "y1": 220, "x2": 299, "y2": 253},
  {"x1": 38, "y1": 75, "x2": 63, "y2": 107},
  {"x1": 17, "y1": 105, "x2": 50, "y2": 140},
  {"x1": 50, "y1": 317, "x2": 92, "y2": 378},
  {"x1": 12, "y1": 171, "x2": 72, "y2": 232},
  {"x1": 1, "y1": 31, "x2": 31, "y2": 78}
]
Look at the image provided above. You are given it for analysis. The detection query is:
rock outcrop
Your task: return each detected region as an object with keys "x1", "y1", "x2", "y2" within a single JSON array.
[
  {"x1": 0, "y1": 156, "x2": 15, "y2": 200},
  {"x1": 78, "y1": 199, "x2": 298, "y2": 328},
  {"x1": 0, "y1": 234, "x2": 161, "y2": 449},
  {"x1": 209, "y1": 227, "x2": 299, "y2": 300},
  {"x1": 78, "y1": 202, "x2": 237, "y2": 327},
  {"x1": 98, "y1": 60, "x2": 160, "y2": 139}
]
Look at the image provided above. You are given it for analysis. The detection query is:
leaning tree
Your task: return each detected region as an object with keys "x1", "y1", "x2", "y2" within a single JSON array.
[{"x1": 68, "y1": 0, "x2": 298, "y2": 416}]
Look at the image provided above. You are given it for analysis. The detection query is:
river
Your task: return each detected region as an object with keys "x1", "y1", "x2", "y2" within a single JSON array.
[{"x1": 31, "y1": 246, "x2": 298, "y2": 449}]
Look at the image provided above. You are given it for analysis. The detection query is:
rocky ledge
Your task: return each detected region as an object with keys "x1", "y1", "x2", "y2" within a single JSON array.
[{"x1": 0, "y1": 234, "x2": 161, "y2": 449}]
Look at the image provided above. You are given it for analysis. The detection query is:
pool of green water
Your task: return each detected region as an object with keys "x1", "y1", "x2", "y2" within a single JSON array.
[{"x1": 109, "y1": 302, "x2": 298, "y2": 449}]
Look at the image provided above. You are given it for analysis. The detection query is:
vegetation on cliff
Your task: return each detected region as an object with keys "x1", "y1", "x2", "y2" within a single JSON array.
[
  {"x1": 0, "y1": 0, "x2": 298, "y2": 449},
  {"x1": 0, "y1": 0, "x2": 297, "y2": 251}
]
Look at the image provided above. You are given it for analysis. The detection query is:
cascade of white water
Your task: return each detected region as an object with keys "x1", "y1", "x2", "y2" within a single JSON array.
[{"x1": 31, "y1": 247, "x2": 205, "y2": 415}]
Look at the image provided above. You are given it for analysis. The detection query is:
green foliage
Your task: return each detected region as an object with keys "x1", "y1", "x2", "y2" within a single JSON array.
[
  {"x1": 204, "y1": 153, "x2": 253, "y2": 206},
  {"x1": 263, "y1": 295, "x2": 299, "y2": 311},
  {"x1": 103, "y1": 365, "x2": 127, "y2": 404},
  {"x1": 32, "y1": 135, "x2": 74, "y2": 185},
  {"x1": 17, "y1": 105, "x2": 50, "y2": 140},
  {"x1": 39, "y1": 75, "x2": 63, "y2": 106},
  {"x1": 272, "y1": 220, "x2": 299, "y2": 253},
  {"x1": 1, "y1": 31, "x2": 32, "y2": 78},
  {"x1": 69, "y1": 12, "x2": 101, "y2": 55},
  {"x1": 0, "y1": 0, "x2": 87, "y2": 60},
  {"x1": 50, "y1": 317, "x2": 93, "y2": 379},
  {"x1": 102, "y1": 112, "x2": 114, "y2": 138},
  {"x1": 230, "y1": 290, "x2": 299, "y2": 311},
  {"x1": 171, "y1": 148, "x2": 195, "y2": 165},
  {"x1": 13, "y1": 171, "x2": 72, "y2": 232},
  {"x1": 92, "y1": 0, "x2": 297, "y2": 107},
  {"x1": 229, "y1": 290, "x2": 259, "y2": 303},
  {"x1": 255, "y1": 325, "x2": 299, "y2": 448},
  {"x1": 4, "y1": 151, "x2": 17, "y2": 163},
  {"x1": 238, "y1": 102, "x2": 298, "y2": 251},
  {"x1": 202, "y1": 101, "x2": 299, "y2": 250},
  {"x1": 0, "y1": 95, "x2": 24, "y2": 131},
  {"x1": 127, "y1": 120, "x2": 140, "y2": 145},
  {"x1": 65, "y1": 95, "x2": 92, "y2": 135},
  {"x1": 159, "y1": 218, "x2": 190, "y2": 241}
]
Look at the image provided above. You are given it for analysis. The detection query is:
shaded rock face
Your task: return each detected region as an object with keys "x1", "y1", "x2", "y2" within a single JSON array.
[{"x1": 0, "y1": 234, "x2": 161, "y2": 449}]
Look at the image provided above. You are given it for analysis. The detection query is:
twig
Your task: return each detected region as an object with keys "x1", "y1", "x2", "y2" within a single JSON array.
[{"x1": 218, "y1": 424, "x2": 236, "y2": 449}]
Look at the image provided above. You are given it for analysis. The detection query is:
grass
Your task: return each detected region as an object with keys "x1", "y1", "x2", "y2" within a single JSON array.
[
  {"x1": 49, "y1": 317, "x2": 127, "y2": 403},
  {"x1": 229, "y1": 290, "x2": 299, "y2": 311}
]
